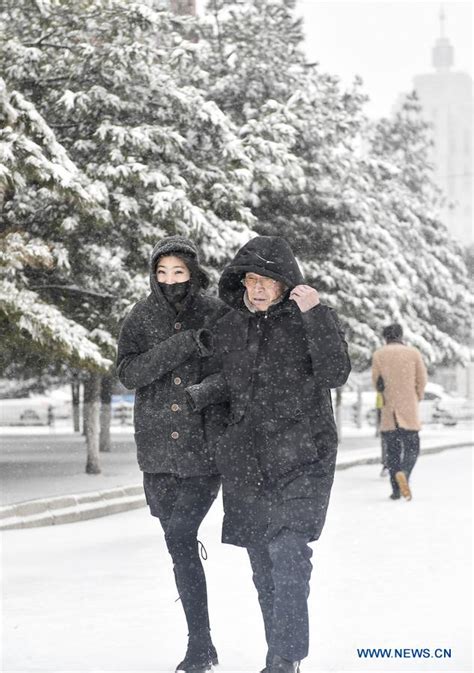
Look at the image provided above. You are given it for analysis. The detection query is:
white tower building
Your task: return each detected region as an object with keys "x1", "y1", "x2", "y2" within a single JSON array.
[{"x1": 412, "y1": 9, "x2": 472, "y2": 246}]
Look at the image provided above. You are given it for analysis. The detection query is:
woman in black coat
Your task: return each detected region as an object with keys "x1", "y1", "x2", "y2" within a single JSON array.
[
  {"x1": 116, "y1": 235, "x2": 226, "y2": 673},
  {"x1": 187, "y1": 236, "x2": 351, "y2": 673}
]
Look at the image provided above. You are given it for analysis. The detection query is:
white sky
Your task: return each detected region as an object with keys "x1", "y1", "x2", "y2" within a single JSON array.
[
  {"x1": 299, "y1": 0, "x2": 473, "y2": 117},
  {"x1": 196, "y1": 0, "x2": 473, "y2": 119}
]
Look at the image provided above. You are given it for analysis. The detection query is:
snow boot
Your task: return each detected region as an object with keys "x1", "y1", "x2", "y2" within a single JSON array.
[
  {"x1": 268, "y1": 655, "x2": 300, "y2": 673},
  {"x1": 258, "y1": 648, "x2": 274, "y2": 673},
  {"x1": 175, "y1": 634, "x2": 218, "y2": 673},
  {"x1": 395, "y1": 471, "x2": 412, "y2": 500}
]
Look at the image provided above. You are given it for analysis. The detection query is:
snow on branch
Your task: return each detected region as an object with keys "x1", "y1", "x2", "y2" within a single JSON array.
[{"x1": 0, "y1": 280, "x2": 112, "y2": 370}]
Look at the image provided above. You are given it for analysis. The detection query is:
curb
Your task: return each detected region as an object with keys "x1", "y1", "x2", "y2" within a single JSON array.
[
  {"x1": 335, "y1": 441, "x2": 473, "y2": 471},
  {"x1": 1, "y1": 442, "x2": 471, "y2": 531},
  {"x1": 0, "y1": 484, "x2": 145, "y2": 531}
]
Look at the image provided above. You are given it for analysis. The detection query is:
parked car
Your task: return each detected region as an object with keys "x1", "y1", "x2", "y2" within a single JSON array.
[
  {"x1": 364, "y1": 382, "x2": 471, "y2": 427},
  {"x1": 0, "y1": 388, "x2": 72, "y2": 426},
  {"x1": 111, "y1": 394, "x2": 134, "y2": 425},
  {"x1": 422, "y1": 383, "x2": 473, "y2": 425}
]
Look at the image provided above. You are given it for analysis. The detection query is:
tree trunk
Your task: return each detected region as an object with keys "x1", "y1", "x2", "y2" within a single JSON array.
[
  {"x1": 335, "y1": 387, "x2": 343, "y2": 440},
  {"x1": 82, "y1": 407, "x2": 87, "y2": 436},
  {"x1": 83, "y1": 372, "x2": 101, "y2": 474},
  {"x1": 355, "y1": 386, "x2": 363, "y2": 428},
  {"x1": 71, "y1": 377, "x2": 81, "y2": 433},
  {"x1": 99, "y1": 373, "x2": 114, "y2": 453}
]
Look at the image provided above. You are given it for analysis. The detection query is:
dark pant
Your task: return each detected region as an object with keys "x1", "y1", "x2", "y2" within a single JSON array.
[
  {"x1": 247, "y1": 528, "x2": 313, "y2": 663},
  {"x1": 143, "y1": 473, "x2": 220, "y2": 637},
  {"x1": 381, "y1": 432, "x2": 388, "y2": 468},
  {"x1": 382, "y1": 429, "x2": 420, "y2": 496}
]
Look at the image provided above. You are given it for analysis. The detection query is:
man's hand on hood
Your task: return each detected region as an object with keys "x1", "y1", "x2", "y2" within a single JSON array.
[{"x1": 289, "y1": 285, "x2": 321, "y2": 313}]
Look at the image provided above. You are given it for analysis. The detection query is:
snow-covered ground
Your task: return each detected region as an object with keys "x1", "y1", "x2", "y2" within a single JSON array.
[
  {"x1": 0, "y1": 418, "x2": 471, "y2": 442},
  {"x1": 0, "y1": 420, "x2": 134, "y2": 435},
  {"x1": 2, "y1": 448, "x2": 472, "y2": 673}
]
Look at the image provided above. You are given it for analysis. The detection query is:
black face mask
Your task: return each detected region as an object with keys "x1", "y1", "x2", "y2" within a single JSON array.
[{"x1": 159, "y1": 281, "x2": 190, "y2": 304}]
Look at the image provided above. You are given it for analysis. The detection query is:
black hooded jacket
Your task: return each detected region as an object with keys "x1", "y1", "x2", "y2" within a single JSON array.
[
  {"x1": 116, "y1": 237, "x2": 227, "y2": 476},
  {"x1": 187, "y1": 236, "x2": 351, "y2": 543}
]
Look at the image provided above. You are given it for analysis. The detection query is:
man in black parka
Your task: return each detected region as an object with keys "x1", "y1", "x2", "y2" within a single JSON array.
[
  {"x1": 116, "y1": 236, "x2": 227, "y2": 673},
  {"x1": 187, "y1": 236, "x2": 351, "y2": 673}
]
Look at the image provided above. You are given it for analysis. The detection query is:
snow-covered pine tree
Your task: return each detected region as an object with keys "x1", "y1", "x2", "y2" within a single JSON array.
[
  {"x1": 199, "y1": 0, "x2": 471, "y2": 369},
  {"x1": 1, "y1": 0, "x2": 255, "y2": 307},
  {"x1": 367, "y1": 94, "x2": 471, "y2": 365},
  {"x1": 200, "y1": 0, "x2": 306, "y2": 123},
  {"x1": 0, "y1": 78, "x2": 111, "y2": 370},
  {"x1": 1, "y1": 0, "x2": 258, "y2": 468},
  {"x1": 198, "y1": 0, "x2": 393, "y2": 367},
  {"x1": 0, "y1": 77, "x2": 114, "y2": 471}
]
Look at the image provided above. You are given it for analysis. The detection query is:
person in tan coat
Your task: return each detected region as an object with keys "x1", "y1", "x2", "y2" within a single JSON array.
[{"x1": 371, "y1": 324, "x2": 428, "y2": 500}]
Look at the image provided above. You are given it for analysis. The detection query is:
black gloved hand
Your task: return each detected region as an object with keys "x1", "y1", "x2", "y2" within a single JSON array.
[
  {"x1": 185, "y1": 385, "x2": 199, "y2": 412},
  {"x1": 193, "y1": 328, "x2": 214, "y2": 357}
]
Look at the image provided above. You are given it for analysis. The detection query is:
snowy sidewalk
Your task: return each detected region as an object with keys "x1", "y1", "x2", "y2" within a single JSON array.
[
  {"x1": 2, "y1": 447, "x2": 472, "y2": 673},
  {"x1": 1, "y1": 424, "x2": 472, "y2": 529}
]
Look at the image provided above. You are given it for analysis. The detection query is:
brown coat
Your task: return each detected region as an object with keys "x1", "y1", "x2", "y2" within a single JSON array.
[{"x1": 371, "y1": 342, "x2": 428, "y2": 432}]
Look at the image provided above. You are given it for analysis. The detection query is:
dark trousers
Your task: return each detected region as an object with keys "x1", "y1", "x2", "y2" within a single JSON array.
[
  {"x1": 382, "y1": 429, "x2": 420, "y2": 496},
  {"x1": 381, "y1": 432, "x2": 388, "y2": 468},
  {"x1": 143, "y1": 473, "x2": 220, "y2": 637},
  {"x1": 247, "y1": 529, "x2": 313, "y2": 663}
]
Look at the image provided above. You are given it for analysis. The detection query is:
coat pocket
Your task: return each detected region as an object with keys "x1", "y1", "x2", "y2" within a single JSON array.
[
  {"x1": 134, "y1": 429, "x2": 154, "y2": 452},
  {"x1": 258, "y1": 416, "x2": 319, "y2": 480},
  {"x1": 214, "y1": 420, "x2": 262, "y2": 484}
]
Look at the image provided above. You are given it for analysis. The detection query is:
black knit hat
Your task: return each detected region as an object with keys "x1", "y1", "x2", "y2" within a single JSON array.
[
  {"x1": 150, "y1": 235, "x2": 209, "y2": 290},
  {"x1": 150, "y1": 235, "x2": 200, "y2": 267}
]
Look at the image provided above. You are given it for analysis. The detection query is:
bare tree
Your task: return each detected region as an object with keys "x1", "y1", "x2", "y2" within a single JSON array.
[
  {"x1": 83, "y1": 372, "x2": 101, "y2": 474},
  {"x1": 99, "y1": 372, "x2": 114, "y2": 453},
  {"x1": 71, "y1": 372, "x2": 81, "y2": 432}
]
